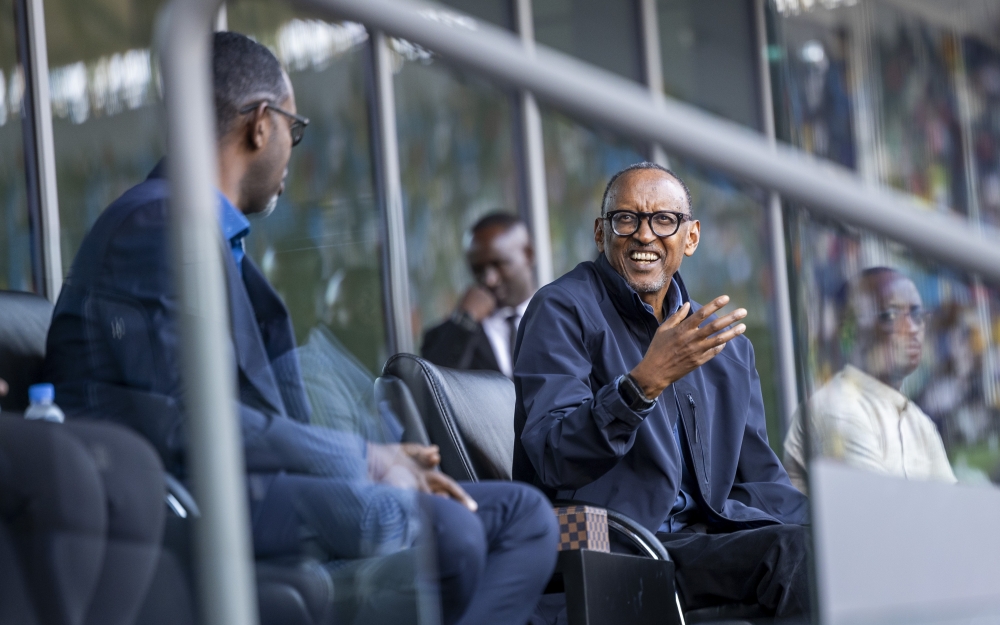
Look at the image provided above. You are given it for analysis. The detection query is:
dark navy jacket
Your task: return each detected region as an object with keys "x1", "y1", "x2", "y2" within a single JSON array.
[
  {"x1": 43, "y1": 169, "x2": 367, "y2": 481},
  {"x1": 513, "y1": 255, "x2": 808, "y2": 533}
]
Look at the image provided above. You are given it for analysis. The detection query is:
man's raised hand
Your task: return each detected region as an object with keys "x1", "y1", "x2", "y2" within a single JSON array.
[{"x1": 630, "y1": 295, "x2": 747, "y2": 400}]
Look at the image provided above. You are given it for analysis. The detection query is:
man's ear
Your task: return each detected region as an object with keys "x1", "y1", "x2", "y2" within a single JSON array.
[
  {"x1": 684, "y1": 219, "x2": 700, "y2": 257},
  {"x1": 246, "y1": 102, "x2": 269, "y2": 151},
  {"x1": 594, "y1": 217, "x2": 605, "y2": 253},
  {"x1": 524, "y1": 242, "x2": 535, "y2": 265}
]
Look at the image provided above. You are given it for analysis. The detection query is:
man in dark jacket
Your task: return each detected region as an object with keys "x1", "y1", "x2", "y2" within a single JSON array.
[
  {"x1": 514, "y1": 162, "x2": 810, "y2": 618},
  {"x1": 422, "y1": 213, "x2": 536, "y2": 378},
  {"x1": 44, "y1": 31, "x2": 557, "y2": 625}
]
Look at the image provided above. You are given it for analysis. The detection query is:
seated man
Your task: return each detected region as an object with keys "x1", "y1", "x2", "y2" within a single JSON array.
[
  {"x1": 422, "y1": 213, "x2": 536, "y2": 378},
  {"x1": 784, "y1": 267, "x2": 957, "y2": 492},
  {"x1": 44, "y1": 31, "x2": 557, "y2": 625},
  {"x1": 514, "y1": 162, "x2": 809, "y2": 618}
]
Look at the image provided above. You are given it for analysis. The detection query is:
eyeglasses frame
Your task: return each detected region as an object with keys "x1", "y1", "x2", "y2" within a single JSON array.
[
  {"x1": 238, "y1": 101, "x2": 310, "y2": 146},
  {"x1": 603, "y1": 209, "x2": 692, "y2": 238}
]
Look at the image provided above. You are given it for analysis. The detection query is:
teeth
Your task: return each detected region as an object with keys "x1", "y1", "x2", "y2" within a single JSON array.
[{"x1": 630, "y1": 252, "x2": 659, "y2": 262}]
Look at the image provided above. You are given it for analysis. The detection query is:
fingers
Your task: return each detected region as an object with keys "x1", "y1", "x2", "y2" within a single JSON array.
[
  {"x1": 697, "y1": 308, "x2": 747, "y2": 338},
  {"x1": 662, "y1": 301, "x2": 690, "y2": 329},
  {"x1": 401, "y1": 443, "x2": 441, "y2": 468},
  {"x1": 427, "y1": 472, "x2": 478, "y2": 512}
]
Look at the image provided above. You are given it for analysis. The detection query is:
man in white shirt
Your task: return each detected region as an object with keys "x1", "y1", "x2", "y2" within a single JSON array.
[
  {"x1": 784, "y1": 267, "x2": 957, "y2": 492},
  {"x1": 422, "y1": 213, "x2": 536, "y2": 378}
]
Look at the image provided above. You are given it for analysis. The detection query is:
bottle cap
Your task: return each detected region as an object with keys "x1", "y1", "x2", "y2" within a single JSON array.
[{"x1": 28, "y1": 383, "x2": 55, "y2": 404}]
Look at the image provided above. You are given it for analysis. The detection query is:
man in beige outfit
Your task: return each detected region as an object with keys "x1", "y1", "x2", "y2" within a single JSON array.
[{"x1": 784, "y1": 267, "x2": 956, "y2": 493}]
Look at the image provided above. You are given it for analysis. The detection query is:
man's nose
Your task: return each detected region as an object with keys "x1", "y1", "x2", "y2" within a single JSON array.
[
  {"x1": 632, "y1": 216, "x2": 657, "y2": 244},
  {"x1": 482, "y1": 266, "x2": 501, "y2": 287}
]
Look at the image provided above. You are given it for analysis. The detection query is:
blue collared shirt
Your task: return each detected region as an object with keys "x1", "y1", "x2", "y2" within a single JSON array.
[{"x1": 217, "y1": 191, "x2": 251, "y2": 275}]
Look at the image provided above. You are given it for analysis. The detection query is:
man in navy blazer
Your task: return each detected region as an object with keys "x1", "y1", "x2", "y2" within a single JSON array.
[
  {"x1": 514, "y1": 162, "x2": 809, "y2": 618},
  {"x1": 44, "y1": 31, "x2": 557, "y2": 625}
]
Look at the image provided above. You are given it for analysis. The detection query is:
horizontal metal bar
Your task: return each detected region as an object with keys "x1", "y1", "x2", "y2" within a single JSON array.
[{"x1": 291, "y1": 0, "x2": 1000, "y2": 285}]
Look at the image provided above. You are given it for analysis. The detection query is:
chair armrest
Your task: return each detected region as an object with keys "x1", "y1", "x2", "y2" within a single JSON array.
[{"x1": 164, "y1": 472, "x2": 200, "y2": 519}]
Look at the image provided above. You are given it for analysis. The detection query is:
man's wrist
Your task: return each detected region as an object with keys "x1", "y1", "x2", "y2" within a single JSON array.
[
  {"x1": 450, "y1": 309, "x2": 480, "y2": 332},
  {"x1": 617, "y1": 373, "x2": 656, "y2": 411}
]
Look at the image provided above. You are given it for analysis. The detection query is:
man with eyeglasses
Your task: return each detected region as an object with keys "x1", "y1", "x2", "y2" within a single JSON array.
[
  {"x1": 45, "y1": 31, "x2": 558, "y2": 625},
  {"x1": 513, "y1": 162, "x2": 810, "y2": 620},
  {"x1": 784, "y1": 267, "x2": 957, "y2": 492}
]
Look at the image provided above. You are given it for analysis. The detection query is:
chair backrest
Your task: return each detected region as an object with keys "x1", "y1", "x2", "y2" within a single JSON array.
[
  {"x1": 0, "y1": 290, "x2": 54, "y2": 412},
  {"x1": 379, "y1": 353, "x2": 515, "y2": 482}
]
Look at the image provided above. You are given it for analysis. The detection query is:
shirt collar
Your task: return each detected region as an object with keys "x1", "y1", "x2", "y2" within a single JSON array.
[
  {"x1": 595, "y1": 253, "x2": 689, "y2": 324},
  {"x1": 841, "y1": 364, "x2": 910, "y2": 412},
  {"x1": 217, "y1": 191, "x2": 251, "y2": 245}
]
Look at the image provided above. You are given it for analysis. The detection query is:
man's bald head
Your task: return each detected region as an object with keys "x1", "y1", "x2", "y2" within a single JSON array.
[{"x1": 601, "y1": 162, "x2": 692, "y2": 216}]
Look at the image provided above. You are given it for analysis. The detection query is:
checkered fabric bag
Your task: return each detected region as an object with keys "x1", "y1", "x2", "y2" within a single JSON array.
[{"x1": 553, "y1": 505, "x2": 610, "y2": 552}]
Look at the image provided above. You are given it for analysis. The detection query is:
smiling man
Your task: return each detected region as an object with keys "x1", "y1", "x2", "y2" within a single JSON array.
[
  {"x1": 513, "y1": 162, "x2": 810, "y2": 619},
  {"x1": 783, "y1": 267, "x2": 957, "y2": 492}
]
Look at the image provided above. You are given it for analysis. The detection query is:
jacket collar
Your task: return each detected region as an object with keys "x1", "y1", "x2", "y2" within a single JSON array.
[{"x1": 595, "y1": 253, "x2": 690, "y2": 324}]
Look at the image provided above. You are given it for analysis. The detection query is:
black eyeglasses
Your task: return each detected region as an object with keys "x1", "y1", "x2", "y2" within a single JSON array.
[
  {"x1": 239, "y1": 101, "x2": 310, "y2": 146},
  {"x1": 603, "y1": 210, "x2": 691, "y2": 238}
]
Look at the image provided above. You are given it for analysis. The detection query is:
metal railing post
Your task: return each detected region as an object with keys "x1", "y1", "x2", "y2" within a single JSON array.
[
  {"x1": 366, "y1": 30, "x2": 415, "y2": 355},
  {"x1": 637, "y1": 0, "x2": 668, "y2": 167},
  {"x1": 154, "y1": 3, "x2": 259, "y2": 625},
  {"x1": 754, "y1": 0, "x2": 798, "y2": 433},
  {"x1": 14, "y1": 0, "x2": 62, "y2": 301},
  {"x1": 288, "y1": 0, "x2": 1000, "y2": 286},
  {"x1": 512, "y1": 0, "x2": 554, "y2": 286}
]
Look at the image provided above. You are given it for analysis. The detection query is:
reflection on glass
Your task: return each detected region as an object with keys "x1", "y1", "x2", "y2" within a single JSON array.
[
  {"x1": 964, "y1": 38, "x2": 1000, "y2": 229},
  {"x1": 0, "y1": 0, "x2": 32, "y2": 291},
  {"x1": 394, "y1": 51, "x2": 517, "y2": 343},
  {"x1": 873, "y1": 3, "x2": 968, "y2": 214},
  {"x1": 786, "y1": 215, "x2": 1000, "y2": 488},
  {"x1": 657, "y1": 0, "x2": 760, "y2": 129},
  {"x1": 773, "y1": 10, "x2": 857, "y2": 168}
]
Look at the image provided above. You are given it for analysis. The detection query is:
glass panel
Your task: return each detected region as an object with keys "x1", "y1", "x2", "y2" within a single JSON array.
[
  {"x1": 228, "y1": 9, "x2": 387, "y2": 378},
  {"x1": 872, "y1": 2, "x2": 968, "y2": 215},
  {"x1": 787, "y1": 212, "x2": 1000, "y2": 489},
  {"x1": 771, "y1": 5, "x2": 858, "y2": 169},
  {"x1": 542, "y1": 110, "x2": 644, "y2": 278},
  {"x1": 0, "y1": 0, "x2": 32, "y2": 291},
  {"x1": 394, "y1": 50, "x2": 518, "y2": 348},
  {"x1": 43, "y1": 0, "x2": 163, "y2": 274},
  {"x1": 533, "y1": 0, "x2": 642, "y2": 81},
  {"x1": 438, "y1": 0, "x2": 511, "y2": 30},
  {"x1": 964, "y1": 38, "x2": 1000, "y2": 230},
  {"x1": 657, "y1": 0, "x2": 761, "y2": 129}
]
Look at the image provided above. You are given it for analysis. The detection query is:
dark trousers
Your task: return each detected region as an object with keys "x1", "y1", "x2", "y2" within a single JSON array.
[
  {"x1": 251, "y1": 477, "x2": 558, "y2": 625},
  {"x1": 658, "y1": 524, "x2": 811, "y2": 618}
]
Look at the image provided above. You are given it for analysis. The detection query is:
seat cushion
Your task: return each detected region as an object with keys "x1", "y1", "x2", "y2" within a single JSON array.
[{"x1": 0, "y1": 291, "x2": 53, "y2": 412}]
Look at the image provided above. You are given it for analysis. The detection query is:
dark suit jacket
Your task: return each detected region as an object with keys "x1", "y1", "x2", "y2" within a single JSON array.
[
  {"x1": 421, "y1": 318, "x2": 501, "y2": 373},
  {"x1": 43, "y1": 168, "x2": 367, "y2": 480}
]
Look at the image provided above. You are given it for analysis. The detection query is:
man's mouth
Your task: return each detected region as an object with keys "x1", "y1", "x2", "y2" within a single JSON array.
[{"x1": 628, "y1": 250, "x2": 661, "y2": 266}]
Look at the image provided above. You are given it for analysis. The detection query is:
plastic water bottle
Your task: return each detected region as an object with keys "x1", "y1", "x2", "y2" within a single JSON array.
[{"x1": 24, "y1": 383, "x2": 65, "y2": 423}]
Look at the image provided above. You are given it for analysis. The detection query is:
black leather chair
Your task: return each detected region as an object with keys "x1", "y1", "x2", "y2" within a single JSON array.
[{"x1": 0, "y1": 290, "x2": 335, "y2": 625}]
